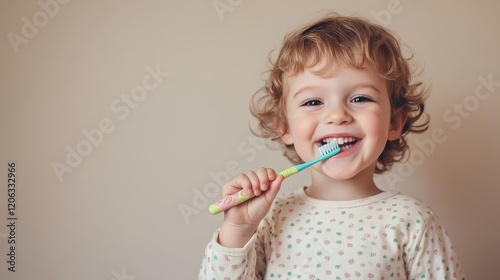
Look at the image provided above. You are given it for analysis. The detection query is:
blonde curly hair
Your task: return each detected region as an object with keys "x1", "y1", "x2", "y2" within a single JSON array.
[{"x1": 250, "y1": 14, "x2": 429, "y2": 173}]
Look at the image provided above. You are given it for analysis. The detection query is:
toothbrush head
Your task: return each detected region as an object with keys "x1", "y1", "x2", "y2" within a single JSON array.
[{"x1": 317, "y1": 139, "x2": 341, "y2": 157}]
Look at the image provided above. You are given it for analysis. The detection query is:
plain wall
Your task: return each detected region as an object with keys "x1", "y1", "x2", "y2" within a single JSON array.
[{"x1": 1, "y1": 0, "x2": 499, "y2": 279}]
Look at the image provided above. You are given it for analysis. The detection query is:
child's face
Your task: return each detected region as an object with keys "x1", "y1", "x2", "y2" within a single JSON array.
[{"x1": 282, "y1": 66, "x2": 402, "y2": 180}]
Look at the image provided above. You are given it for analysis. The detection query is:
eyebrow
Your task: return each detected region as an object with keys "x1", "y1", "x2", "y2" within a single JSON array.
[
  {"x1": 291, "y1": 86, "x2": 323, "y2": 98},
  {"x1": 292, "y1": 83, "x2": 383, "y2": 99},
  {"x1": 352, "y1": 83, "x2": 383, "y2": 94}
]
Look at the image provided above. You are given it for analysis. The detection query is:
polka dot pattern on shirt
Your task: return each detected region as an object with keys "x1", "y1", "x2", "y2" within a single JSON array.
[{"x1": 200, "y1": 189, "x2": 465, "y2": 280}]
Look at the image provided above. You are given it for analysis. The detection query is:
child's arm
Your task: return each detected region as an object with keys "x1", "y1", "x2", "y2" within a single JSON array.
[
  {"x1": 404, "y1": 212, "x2": 465, "y2": 279},
  {"x1": 199, "y1": 168, "x2": 284, "y2": 279},
  {"x1": 199, "y1": 228, "x2": 266, "y2": 279}
]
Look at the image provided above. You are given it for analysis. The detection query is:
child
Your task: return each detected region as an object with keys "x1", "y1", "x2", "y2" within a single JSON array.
[{"x1": 199, "y1": 14, "x2": 465, "y2": 279}]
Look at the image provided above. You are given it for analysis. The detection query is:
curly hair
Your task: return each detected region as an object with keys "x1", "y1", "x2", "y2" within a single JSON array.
[{"x1": 250, "y1": 14, "x2": 429, "y2": 173}]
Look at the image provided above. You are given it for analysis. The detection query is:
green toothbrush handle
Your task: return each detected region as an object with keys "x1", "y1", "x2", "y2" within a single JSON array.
[{"x1": 278, "y1": 166, "x2": 299, "y2": 178}]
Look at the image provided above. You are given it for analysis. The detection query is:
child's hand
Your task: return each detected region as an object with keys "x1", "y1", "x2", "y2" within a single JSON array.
[{"x1": 218, "y1": 167, "x2": 284, "y2": 248}]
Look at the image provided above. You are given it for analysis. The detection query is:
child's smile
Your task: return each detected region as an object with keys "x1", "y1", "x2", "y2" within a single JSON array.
[
  {"x1": 317, "y1": 136, "x2": 359, "y2": 154},
  {"x1": 282, "y1": 66, "x2": 403, "y2": 183}
]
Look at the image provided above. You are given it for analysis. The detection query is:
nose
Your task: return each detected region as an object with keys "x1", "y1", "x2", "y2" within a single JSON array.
[{"x1": 324, "y1": 104, "x2": 353, "y2": 125}]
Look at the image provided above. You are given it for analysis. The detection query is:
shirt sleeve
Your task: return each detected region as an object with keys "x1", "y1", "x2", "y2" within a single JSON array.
[
  {"x1": 404, "y1": 212, "x2": 465, "y2": 279},
  {"x1": 199, "y1": 229, "x2": 266, "y2": 280}
]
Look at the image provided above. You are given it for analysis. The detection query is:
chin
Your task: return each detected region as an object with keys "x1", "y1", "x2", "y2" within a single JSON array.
[
  {"x1": 320, "y1": 162, "x2": 374, "y2": 181},
  {"x1": 321, "y1": 169, "x2": 358, "y2": 181}
]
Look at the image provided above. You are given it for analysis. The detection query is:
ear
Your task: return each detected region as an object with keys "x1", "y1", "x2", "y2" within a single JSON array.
[
  {"x1": 388, "y1": 109, "x2": 407, "y2": 141},
  {"x1": 277, "y1": 122, "x2": 294, "y2": 145},
  {"x1": 281, "y1": 131, "x2": 294, "y2": 145}
]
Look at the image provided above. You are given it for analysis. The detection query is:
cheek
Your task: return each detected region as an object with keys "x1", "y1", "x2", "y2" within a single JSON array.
[
  {"x1": 289, "y1": 115, "x2": 316, "y2": 138},
  {"x1": 363, "y1": 111, "x2": 391, "y2": 143}
]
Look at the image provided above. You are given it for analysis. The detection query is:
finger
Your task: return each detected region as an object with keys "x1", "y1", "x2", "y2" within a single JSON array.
[
  {"x1": 266, "y1": 168, "x2": 277, "y2": 183},
  {"x1": 258, "y1": 168, "x2": 276, "y2": 192},
  {"x1": 245, "y1": 171, "x2": 262, "y2": 196},
  {"x1": 264, "y1": 174, "x2": 284, "y2": 201},
  {"x1": 254, "y1": 167, "x2": 272, "y2": 193},
  {"x1": 222, "y1": 173, "x2": 251, "y2": 197}
]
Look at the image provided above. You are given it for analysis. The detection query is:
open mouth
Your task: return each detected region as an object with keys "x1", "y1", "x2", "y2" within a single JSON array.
[{"x1": 318, "y1": 137, "x2": 359, "y2": 152}]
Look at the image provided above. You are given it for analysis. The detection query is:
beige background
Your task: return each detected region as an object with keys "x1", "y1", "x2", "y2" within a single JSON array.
[{"x1": 1, "y1": 0, "x2": 499, "y2": 279}]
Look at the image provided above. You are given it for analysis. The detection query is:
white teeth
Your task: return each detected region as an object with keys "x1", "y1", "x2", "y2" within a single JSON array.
[
  {"x1": 320, "y1": 137, "x2": 356, "y2": 146},
  {"x1": 341, "y1": 144, "x2": 353, "y2": 151},
  {"x1": 319, "y1": 137, "x2": 358, "y2": 152}
]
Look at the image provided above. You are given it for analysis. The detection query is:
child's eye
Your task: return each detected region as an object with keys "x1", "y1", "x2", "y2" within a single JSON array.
[
  {"x1": 350, "y1": 96, "x2": 372, "y2": 103},
  {"x1": 301, "y1": 99, "x2": 323, "y2": 106}
]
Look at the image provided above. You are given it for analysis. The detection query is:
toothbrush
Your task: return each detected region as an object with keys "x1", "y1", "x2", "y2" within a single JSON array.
[{"x1": 208, "y1": 139, "x2": 341, "y2": 215}]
